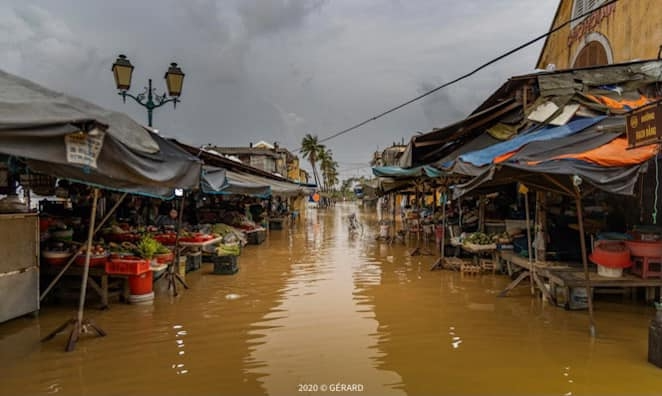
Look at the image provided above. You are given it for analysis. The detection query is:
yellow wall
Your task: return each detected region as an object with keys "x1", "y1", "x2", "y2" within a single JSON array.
[
  {"x1": 537, "y1": 0, "x2": 662, "y2": 69},
  {"x1": 288, "y1": 157, "x2": 300, "y2": 182}
]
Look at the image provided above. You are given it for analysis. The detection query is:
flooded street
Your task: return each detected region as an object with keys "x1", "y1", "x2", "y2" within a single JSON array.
[{"x1": 2, "y1": 203, "x2": 662, "y2": 396}]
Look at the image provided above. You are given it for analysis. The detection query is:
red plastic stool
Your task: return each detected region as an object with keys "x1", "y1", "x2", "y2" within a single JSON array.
[{"x1": 631, "y1": 255, "x2": 662, "y2": 279}]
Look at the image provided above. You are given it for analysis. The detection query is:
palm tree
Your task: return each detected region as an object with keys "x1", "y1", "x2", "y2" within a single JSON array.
[
  {"x1": 318, "y1": 147, "x2": 331, "y2": 191},
  {"x1": 300, "y1": 134, "x2": 324, "y2": 190}
]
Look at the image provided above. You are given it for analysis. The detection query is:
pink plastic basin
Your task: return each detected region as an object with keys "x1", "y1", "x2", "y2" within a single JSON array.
[{"x1": 625, "y1": 240, "x2": 662, "y2": 258}]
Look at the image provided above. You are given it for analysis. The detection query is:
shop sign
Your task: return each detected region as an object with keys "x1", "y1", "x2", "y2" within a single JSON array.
[
  {"x1": 567, "y1": 3, "x2": 616, "y2": 47},
  {"x1": 626, "y1": 103, "x2": 662, "y2": 148},
  {"x1": 64, "y1": 129, "x2": 105, "y2": 168}
]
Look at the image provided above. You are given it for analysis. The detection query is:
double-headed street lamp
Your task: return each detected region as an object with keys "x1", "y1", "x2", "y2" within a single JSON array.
[{"x1": 111, "y1": 54, "x2": 185, "y2": 127}]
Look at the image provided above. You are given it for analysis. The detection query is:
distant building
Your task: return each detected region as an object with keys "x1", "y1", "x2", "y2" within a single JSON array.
[
  {"x1": 210, "y1": 141, "x2": 308, "y2": 183},
  {"x1": 371, "y1": 144, "x2": 407, "y2": 167},
  {"x1": 537, "y1": 0, "x2": 662, "y2": 69}
]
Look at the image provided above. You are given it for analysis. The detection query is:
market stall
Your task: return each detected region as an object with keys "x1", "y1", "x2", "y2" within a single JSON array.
[{"x1": 0, "y1": 69, "x2": 202, "y2": 351}]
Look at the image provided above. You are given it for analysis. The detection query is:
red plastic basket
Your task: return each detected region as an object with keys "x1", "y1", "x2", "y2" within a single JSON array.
[{"x1": 105, "y1": 257, "x2": 150, "y2": 275}]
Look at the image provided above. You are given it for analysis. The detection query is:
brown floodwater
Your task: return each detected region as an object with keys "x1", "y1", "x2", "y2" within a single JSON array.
[{"x1": 2, "y1": 202, "x2": 662, "y2": 396}]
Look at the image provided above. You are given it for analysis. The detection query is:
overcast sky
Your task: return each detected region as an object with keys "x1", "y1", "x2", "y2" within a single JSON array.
[{"x1": 0, "y1": 0, "x2": 558, "y2": 180}]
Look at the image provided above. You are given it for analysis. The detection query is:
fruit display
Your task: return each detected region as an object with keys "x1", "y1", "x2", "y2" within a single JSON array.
[
  {"x1": 74, "y1": 243, "x2": 109, "y2": 267},
  {"x1": 179, "y1": 231, "x2": 216, "y2": 243}
]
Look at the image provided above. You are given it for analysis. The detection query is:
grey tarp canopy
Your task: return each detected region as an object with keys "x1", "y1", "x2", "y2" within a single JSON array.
[
  {"x1": 223, "y1": 170, "x2": 312, "y2": 197},
  {"x1": 201, "y1": 166, "x2": 271, "y2": 198},
  {"x1": 173, "y1": 140, "x2": 316, "y2": 197},
  {"x1": 0, "y1": 69, "x2": 202, "y2": 198}
]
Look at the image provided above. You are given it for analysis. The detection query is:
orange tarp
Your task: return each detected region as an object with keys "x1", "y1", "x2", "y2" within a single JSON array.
[
  {"x1": 494, "y1": 151, "x2": 516, "y2": 164},
  {"x1": 585, "y1": 94, "x2": 654, "y2": 111},
  {"x1": 534, "y1": 137, "x2": 658, "y2": 167}
]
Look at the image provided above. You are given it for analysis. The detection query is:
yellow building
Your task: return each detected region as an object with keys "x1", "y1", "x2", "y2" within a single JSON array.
[{"x1": 537, "y1": 0, "x2": 662, "y2": 69}]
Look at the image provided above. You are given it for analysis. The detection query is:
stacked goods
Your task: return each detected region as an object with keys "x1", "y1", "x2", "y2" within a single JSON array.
[
  {"x1": 42, "y1": 242, "x2": 74, "y2": 266},
  {"x1": 590, "y1": 241, "x2": 632, "y2": 278},
  {"x1": 212, "y1": 223, "x2": 248, "y2": 245}
]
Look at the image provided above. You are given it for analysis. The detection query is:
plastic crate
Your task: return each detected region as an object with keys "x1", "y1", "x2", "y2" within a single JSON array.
[
  {"x1": 247, "y1": 229, "x2": 266, "y2": 245},
  {"x1": 186, "y1": 252, "x2": 202, "y2": 273},
  {"x1": 105, "y1": 257, "x2": 151, "y2": 275},
  {"x1": 212, "y1": 255, "x2": 239, "y2": 275},
  {"x1": 269, "y1": 218, "x2": 284, "y2": 230}
]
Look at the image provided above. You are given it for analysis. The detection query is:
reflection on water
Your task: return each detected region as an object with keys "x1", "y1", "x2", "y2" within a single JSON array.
[{"x1": 1, "y1": 203, "x2": 662, "y2": 395}]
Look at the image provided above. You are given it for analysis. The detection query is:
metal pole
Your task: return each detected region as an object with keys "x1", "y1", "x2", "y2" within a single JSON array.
[
  {"x1": 147, "y1": 79, "x2": 153, "y2": 127},
  {"x1": 77, "y1": 188, "x2": 99, "y2": 325},
  {"x1": 575, "y1": 186, "x2": 597, "y2": 337}
]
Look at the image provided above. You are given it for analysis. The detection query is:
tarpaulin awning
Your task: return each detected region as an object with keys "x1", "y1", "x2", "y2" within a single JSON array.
[
  {"x1": 221, "y1": 170, "x2": 311, "y2": 197},
  {"x1": 454, "y1": 116, "x2": 605, "y2": 168},
  {"x1": 0, "y1": 70, "x2": 159, "y2": 153},
  {"x1": 451, "y1": 125, "x2": 658, "y2": 199},
  {"x1": 0, "y1": 70, "x2": 202, "y2": 199},
  {"x1": 398, "y1": 99, "x2": 521, "y2": 167},
  {"x1": 173, "y1": 139, "x2": 316, "y2": 196},
  {"x1": 538, "y1": 137, "x2": 658, "y2": 167},
  {"x1": 451, "y1": 160, "x2": 649, "y2": 199},
  {"x1": 372, "y1": 165, "x2": 442, "y2": 178},
  {"x1": 201, "y1": 166, "x2": 271, "y2": 198}
]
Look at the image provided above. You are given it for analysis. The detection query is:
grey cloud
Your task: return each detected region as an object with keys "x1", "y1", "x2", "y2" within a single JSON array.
[
  {"x1": 237, "y1": 0, "x2": 326, "y2": 38},
  {"x1": 0, "y1": 0, "x2": 559, "y2": 181}
]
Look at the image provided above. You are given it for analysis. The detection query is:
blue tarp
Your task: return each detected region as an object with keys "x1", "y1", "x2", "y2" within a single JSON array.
[
  {"x1": 451, "y1": 116, "x2": 605, "y2": 167},
  {"x1": 372, "y1": 165, "x2": 442, "y2": 178}
]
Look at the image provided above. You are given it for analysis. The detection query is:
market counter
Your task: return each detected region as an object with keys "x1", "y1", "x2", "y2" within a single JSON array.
[{"x1": 42, "y1": 263, "x2": 167, "y2": 308}]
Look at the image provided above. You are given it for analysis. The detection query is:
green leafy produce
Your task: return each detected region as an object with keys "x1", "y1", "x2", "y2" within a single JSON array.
[{"x1": 136, "y1": 235, "x2": 160, "y2": 259}]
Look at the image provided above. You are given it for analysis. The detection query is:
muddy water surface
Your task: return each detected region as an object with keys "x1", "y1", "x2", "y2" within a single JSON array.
[{"x1": 1, "y1": 203, "x2": 662, "y2": 396}]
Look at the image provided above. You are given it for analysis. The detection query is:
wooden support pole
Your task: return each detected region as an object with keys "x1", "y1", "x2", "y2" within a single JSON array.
[
  {"x1": 575, "y1": 184, "x2": 597, "y2": 338},
  {"x1": 524, "y1": 190, "x2": 534, "y2": 295},
  {"x1": 478, "y1": 194, "x2": 485, "y2": 233}
]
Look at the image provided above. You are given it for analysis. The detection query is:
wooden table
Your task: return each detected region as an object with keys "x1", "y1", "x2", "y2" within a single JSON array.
[
  {"x1": 497, "y1": 250, "x2": 662, "y2": 305},
  {"x1": 43, "y1": 263, "x2": 168, "y2": 308}
]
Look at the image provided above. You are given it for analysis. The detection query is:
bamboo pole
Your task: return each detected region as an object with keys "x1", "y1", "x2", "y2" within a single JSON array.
[{"x1": 575, "y1": 184, "x2": 597, "y2": 338}]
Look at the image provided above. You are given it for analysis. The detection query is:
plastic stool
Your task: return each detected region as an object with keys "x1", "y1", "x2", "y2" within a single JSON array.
[{"x1": 631, "y1": 255, "x2": 662, "y2": 279}]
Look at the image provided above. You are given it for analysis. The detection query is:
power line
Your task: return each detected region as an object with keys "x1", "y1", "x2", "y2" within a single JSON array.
[{"x1": 292, "y1": 0, "x2": 618, "y2": 152}]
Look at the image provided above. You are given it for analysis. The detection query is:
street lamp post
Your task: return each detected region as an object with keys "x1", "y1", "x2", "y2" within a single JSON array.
[{"x1": 111, "y1": 54, "x2": 185, "y2": 127}]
